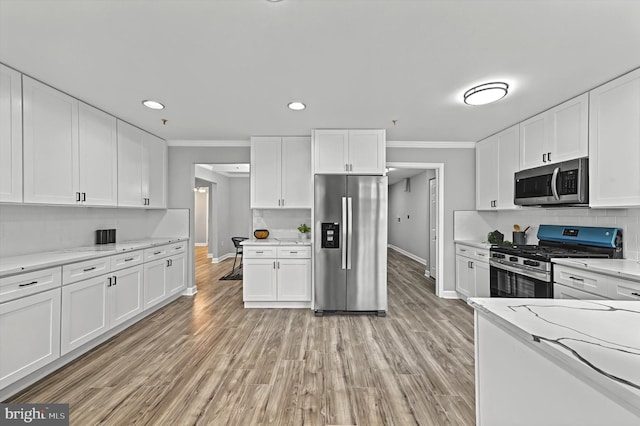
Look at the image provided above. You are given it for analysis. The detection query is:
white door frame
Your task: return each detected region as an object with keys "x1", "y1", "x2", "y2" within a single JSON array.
[{"x1": 387, "y1": 162, "x2": 445, "y2": 298}]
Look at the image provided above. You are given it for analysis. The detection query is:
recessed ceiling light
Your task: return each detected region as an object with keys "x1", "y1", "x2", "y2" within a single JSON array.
[
  {"x1": 142, "y1": 100, "x2": 165, "y2": 110},
  {"x1": 288, "y1": 101, "x2": 306, "y2": 111},
  {"x1": 463, "y1": 82, "x2": 509, "y2": 106}
]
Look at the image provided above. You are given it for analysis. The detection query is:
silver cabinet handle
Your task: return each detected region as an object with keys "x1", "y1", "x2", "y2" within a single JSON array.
[
  {"x1": 569, "y1": 276, "x2": 584, "y2": 281},
  {"x1": 83, "y1": 266, "x2": 96, "y2": 272},
  {"x1": 256, "y1": 251, "x2": 263, "y2": 254},
  {"x1": 459, "y1": 248, "x2": 467, "y2": 252},
  {"x1": 290, "y1": 251, "x2": 298, "y2": 254},
  {"x1": 281, "y1": 199, "x2": 285, "y2": 207},
  {"x1": 273, "y1": 261, "x2": 276, "y2": 269},
  {"x1": 19, "y1": 281, "x2": 38, "y2": 287},
  {"x1": 277, "y1": 261, "x2": 280, "y2": 269},
  {"x1": 477, "y1": 253, "x2": 486, "y2": 257},
  {"x1": 154, "y1": 251, "x2": 162, "y2": 255},
  {"x1": 345, "y1": 163, "x2": 348, "y2": 171},
  {"x1": 349, "y1": 164, "x2": 353, "y2": 172},
  {"x1": 124, "y1": 257, "x2": 134, "y2": 262},
  {"x1": 347, "y1": 197, "x2": 353, "y2": 270},
  {"x1": 278, "y1": 199, "x2": 281, "y2": 206}
]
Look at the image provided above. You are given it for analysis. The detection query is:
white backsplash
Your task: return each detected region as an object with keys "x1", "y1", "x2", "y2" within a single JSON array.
[
  {"x1": 454, "y1": 208, "x2": 640, "y2": 260},
  {"x1": 0, "y1": 205, "x2": 169, "y2": 257},
  {"x1": 252, "y1": 209, "x2": 311, "y2": 239}
]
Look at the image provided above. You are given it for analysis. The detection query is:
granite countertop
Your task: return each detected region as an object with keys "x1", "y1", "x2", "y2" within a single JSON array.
[
  {"x1": 241, "y1": 238, "x2": 312, "y2": 246},
  {"x1": 552, "y1": 258, "x2": 640, "y2": 282},
  {"x1": 469, "y1": 297, "x2": 640, "y2": 415},
  {"x1": 0, "y1": 237, "x2": 188, "y2": 278},
  {"x1": 454, "y1": 240, "x2": 493, "y2": 249}
]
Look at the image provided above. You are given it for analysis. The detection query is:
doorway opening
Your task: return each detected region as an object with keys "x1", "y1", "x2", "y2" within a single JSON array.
[{"x1": 386, "y1": 162, "x2": 444, "y2": 297}]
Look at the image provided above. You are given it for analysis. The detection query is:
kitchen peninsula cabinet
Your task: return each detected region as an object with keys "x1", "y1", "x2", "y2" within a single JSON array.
[
  {"x1": 519, "y1": 93, "x2": 588, "y2": 170},
  {"x1": 476, "y1": 125, "x2": 519, "y2": 210},
  {"x1": 313, "y1": 129, "x2": 386, "y2": 175},
  {"x1": 250, "y1": 136, "x2": 312, "y2": 208},
  {"x1": 0, "y1": 63, "x2": 22, "y2": 203},
  {"x1": 589, "y1": 68, "x2": 640, "y2": 207},
  {"x1": 117, "y1": 120, "x2": 167, "y2": 208}
]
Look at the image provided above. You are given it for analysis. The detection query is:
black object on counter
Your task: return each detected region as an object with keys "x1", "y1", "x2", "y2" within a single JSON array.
[{"x1": 96, "y1": 229, "x2": 116, "y2": 244}]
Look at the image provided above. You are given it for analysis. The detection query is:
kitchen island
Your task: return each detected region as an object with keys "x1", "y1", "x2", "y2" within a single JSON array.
[{"x1": 469, "y1": 298, "x2": 640, "y2": 426}]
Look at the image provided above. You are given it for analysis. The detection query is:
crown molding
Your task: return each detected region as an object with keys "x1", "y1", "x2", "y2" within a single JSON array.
[
  {"x1": 386, "y1": 141, "x2": 476, "y2": 149},
  {"x1": 167, "y1": 140, "x2": 250, "y2": 147}
]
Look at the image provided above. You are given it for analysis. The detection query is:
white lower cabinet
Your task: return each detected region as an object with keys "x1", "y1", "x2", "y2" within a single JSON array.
[
  {"x1": 0, "y1": 288, "x2": 61, "y2": 389},
  {"x1": 243, "y1": 245, "x2": 311, "y2": 306},
  {"x1": 455, "y1": 243, "x2": 490, "y2": 298},
  {"x1": 61, "y1": 265, "x2": 143, "y2": 355},
  {"x1": 143, "y1": 253, "x2": 186, "y2": 309},
  {"x1": 553, "y1": 283, "x2": 607, "y2": 300},
  {"x1": 166, "y1": 253, "x2": 187, "y2": 296}
]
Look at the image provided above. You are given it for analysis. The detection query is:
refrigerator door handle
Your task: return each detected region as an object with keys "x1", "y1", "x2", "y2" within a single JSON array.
[
  {"x1": 347, "y1": 197, "x2": 353, "y2": 270},
  {"x1": 341, "y1": 196, "x2": 347, "y2": 269}
]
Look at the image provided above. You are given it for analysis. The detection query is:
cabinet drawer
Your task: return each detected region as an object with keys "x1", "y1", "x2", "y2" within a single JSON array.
[
  {"x1": 472, "y1": 248, "x2": 490, "y2": 263},
  {"x1": 63, "y1": 257, "x2": 111, "y2": 285},
  {"x1": 553, "y1": 266, "x2": 609, "y2": 297},
  {"x1": 244, "y1": 246, "x2": 277, "y2": 259},
  {"x1": 166, "y1": 241, "x2": 186, "y2": 255},
  {"x1": 0, "y1": 267, "x2": 62, "y2": 303},
  {"x1": 144, "y1": 246, "x2": 169, "y2": 261},
  {"x1": 456, "y1": 244, "x2": 473, "y2": 257},
  {"x1": 608, "y1": 278, "x2": 640, "y2": 300},
  {"x1": 111, "y1": 250, "x2": 143, "y2": 272},
  {"x1": 277, "y1": 246, "x2": 311, "y2": 259}
]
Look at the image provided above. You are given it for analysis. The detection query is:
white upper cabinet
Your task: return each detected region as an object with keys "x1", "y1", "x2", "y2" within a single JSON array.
[
  {"x1": 78, "y1": 102, "x2": 118, "y2": 206},
  {"x1": 117, "y1": 120, "x2": 167, "y2": 208},
  {"x1": 519, "y1": 94, "x2": 588, "y2": 170},
  {"x1": 313, "y1": 129, "x2": 386, "y2": 175},
  {"x1": 0, "y1": 64, "x2": 22, "y2": 203},
  {"x1": 589, "y1": 68, "x2": 640, "y2": 207},
  {"x1": 251, "y1": 136, "x2": 311, "y2": 208},
  {"x1": 476, "y1": 125, "x2": 519, "y2": 210},
  {"x1": 23, "y1": 76, "x2": 79, "y2": 205}
]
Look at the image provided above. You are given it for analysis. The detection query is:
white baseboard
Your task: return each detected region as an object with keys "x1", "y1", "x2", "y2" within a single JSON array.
[
  {"x1": 439, "y1": 290, "x2": 460, "y2": 299},
  {"x1": 424, "y1": 271, "x2": 431, "y2": 278},
  {"x1": 388, "y1": 244, "x2": 427, "y2": 265},
  {"x1": 182, "y1": 286, "x2": 198, "y2": 296},
  {"x1": 211, "y1": 253, "x2": 234, "y2": 263},
  {"x1": 195, "y1": 243, "x2": 207, "y2": 247},
  {"x1": 244, "y1": 301, "x2": 312, "y2": 309},
  {"x1": 207, "y1": 253, "x2": 213, "y2": 259}
]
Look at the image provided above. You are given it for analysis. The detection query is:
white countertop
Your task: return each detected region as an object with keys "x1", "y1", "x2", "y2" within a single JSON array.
[
  {"x1": 241, "y1": 238, "x2": 312, "y2": 246},
  {"x1": 454, "y1": 240, "x2": 493, "y2": 249},
  {"x1": 469, "y1": 297, "x2": 640, "y2": 413},
  {"x1": 0, "y1": 237, "x2": 188, "y2": 278},
  {"x1": 552, "y1": 258, "x2": 640, "y2": 282}
]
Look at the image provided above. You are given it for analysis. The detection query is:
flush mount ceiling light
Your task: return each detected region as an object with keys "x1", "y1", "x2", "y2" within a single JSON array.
[
  {"x1": 463, "y1": 82, "x2": 509, "y2": 106},
  {"x1": 142, "y1": 100, "x2": 165, "y2": 110},
  {"x1": 287, "y1": 101, "x2": 306, "y2": 111}
]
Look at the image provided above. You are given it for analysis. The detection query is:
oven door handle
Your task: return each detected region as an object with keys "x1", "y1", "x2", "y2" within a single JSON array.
[
  {"x1": 551, "y1": 167, "x2": 560, "y2": 201},
  {"x1": 489, "y1": 259, "x2": 550, "y2": 282}
]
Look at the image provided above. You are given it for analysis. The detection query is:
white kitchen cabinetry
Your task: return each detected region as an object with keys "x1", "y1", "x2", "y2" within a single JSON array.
[
  {"x1": 476, "y1": 125, "x2": 519, "y2": 210},
  {"x1": 0, "y1": 64, "x2": 22, "y2": 203},
  {"x1": 519, "y1": 94, "x2": 588, "y2": 170},
  {"x1": 0, "y1": 288, "x2": 61, "y2": 389},
  {"x1": 143, "y1": 244, "x2": 186, "y2": 309},
  {"x1": 250, "y1": 136, "x2": 311, "y2": 208},
  {"x1": 23, "y1": 76, "x2": 79, "y2": 205},
  {"x1": 243, "y1": 245, "x2": 311, "y2": 306},
  {"x1": 143, "y1": 259, "x2": 167, "y2": 309},
  {"x1": 165, "y1": 253, "x2": 187, "y2": 296},
  {"x1": 78, "y1": 102, "x2": 118, "y2": 206},
  {"x1": 313, "y1": 129, "x2": 386, "y2": 175},
  {"x1": 117, "y1": 120, "x2": 167, "y2": 208},
  {"x1": 589, "y1": 68, "x2": 640, "y2": 207},
  {"x1": 553, "y1": 283, "x2": 608, "y2": 300},
  {"x1": 553, "y1": 263, "x2": 640, "y2": 301},
  {"x1": 455, "y1": 243, "x2": 490, "y2": 298}
]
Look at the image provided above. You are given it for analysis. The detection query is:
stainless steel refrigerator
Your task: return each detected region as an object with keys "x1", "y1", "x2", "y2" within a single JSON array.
[{"x1": 314, "y1": 175, "x2": 388, "y2": 316}]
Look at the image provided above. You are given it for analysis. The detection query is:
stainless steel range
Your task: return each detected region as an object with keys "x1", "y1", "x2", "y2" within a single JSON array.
[{"x1": 489, "y1": 225, "x2": 623, "y2": 298}]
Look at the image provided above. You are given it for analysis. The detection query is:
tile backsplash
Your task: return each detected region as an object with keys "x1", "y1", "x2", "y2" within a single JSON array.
[
  {"x1": 454, "y1": 208, "x2": 640, "y2": 260},
  {"x1": 0, "y1": 205, "x2": 168, "y2": 257},
  {"x1": 252, "y1": 209, "x2": 311, "y2": 239}
]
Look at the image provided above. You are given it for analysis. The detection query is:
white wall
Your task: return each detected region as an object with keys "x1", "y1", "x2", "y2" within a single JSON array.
[
  {"x1": 228, "y1": 178, "x2": 252, "y2": 240},
  {"x1": 455, "y1": 208, "x2": 640, "y2": 261},
  {"x1": 194, "y1": 188, "x2": 208, "y2": 245},
  {"x1": 0, "y1": 205, "x2": 169, "y2": 257},
  {"x1": 388, "y1": 171, "x2": 434, "y2": 263}
]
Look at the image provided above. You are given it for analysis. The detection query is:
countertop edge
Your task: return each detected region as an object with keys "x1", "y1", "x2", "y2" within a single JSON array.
[
  {"x1": 551, "y1": 258, "x2": 640, "y2": 282},
  {"x1": 468, "y1": 298, "x2": 640, "y2": 417},
  {"x1": 241, "y1": 239, "x2": 312, "y2": 246},
  {"x1": 0, "y1": 237, "x2": 189, "y2": 278},
  {"x1": 454, "y1": 240, "x2": 492, "y2": 249}
]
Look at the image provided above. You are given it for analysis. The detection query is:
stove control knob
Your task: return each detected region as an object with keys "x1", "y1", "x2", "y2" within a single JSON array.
[
  {"x1": 523, "y1": 260, "x2": 540, "y2": 267},
  {"x1": 492, "y1": 253, "x2": 505, "y2": 259},
  {"x1": 509, "y1": 257, "x2": 518, "y2": 262}
]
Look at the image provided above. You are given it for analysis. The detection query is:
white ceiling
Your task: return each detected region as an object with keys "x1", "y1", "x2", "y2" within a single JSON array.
[{"x1": 2, "y1": 0, "x2": 639, "y2": 143}]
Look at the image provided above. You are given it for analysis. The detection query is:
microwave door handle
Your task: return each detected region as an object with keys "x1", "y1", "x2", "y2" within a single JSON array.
[{"x1": 551, "y1": 167, "x2": 560, "y2": 200}]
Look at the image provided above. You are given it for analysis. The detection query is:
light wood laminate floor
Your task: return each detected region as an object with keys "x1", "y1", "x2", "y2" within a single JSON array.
[{"x1": 8, "y1": 247, "x2": 476, "y2": 425}]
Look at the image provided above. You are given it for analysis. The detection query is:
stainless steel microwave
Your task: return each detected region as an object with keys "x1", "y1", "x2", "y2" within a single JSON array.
[{"x1": 514, "y1": 158, "x2": 588, "y2": 206}]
